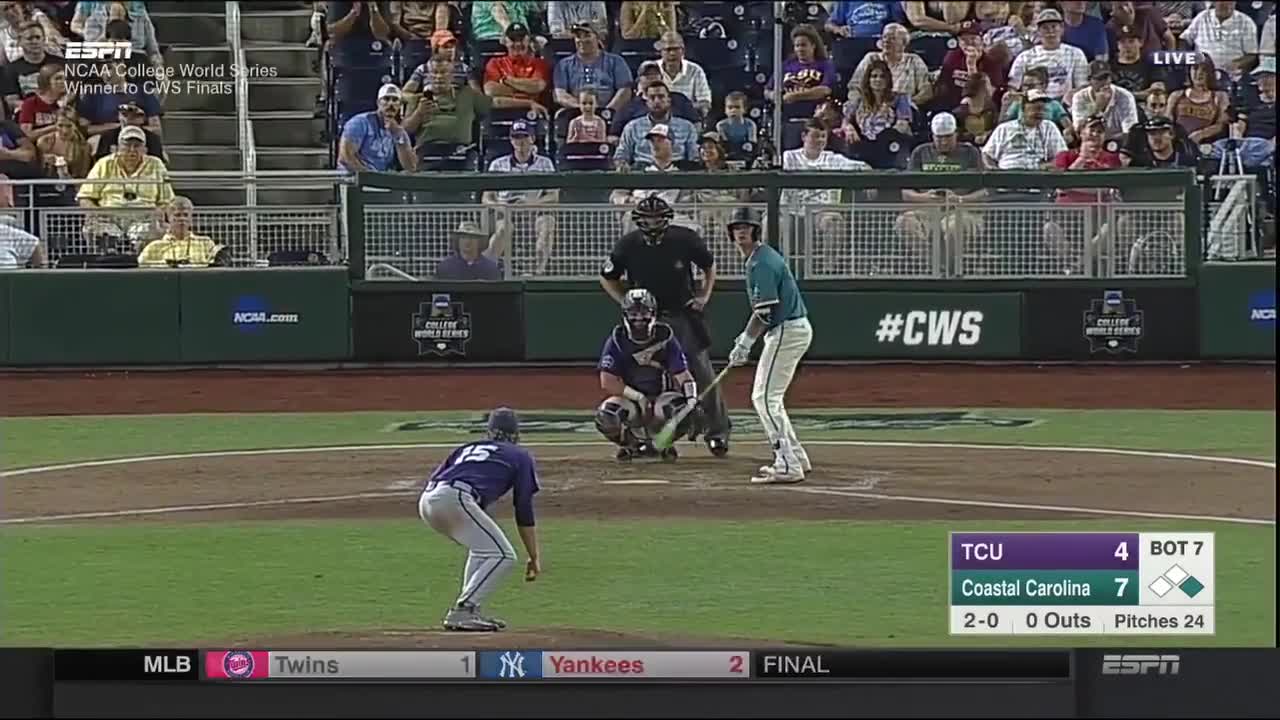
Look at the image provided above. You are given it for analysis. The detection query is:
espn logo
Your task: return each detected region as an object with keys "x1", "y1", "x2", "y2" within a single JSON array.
[
  {"x1": 1101, "y1": 654, "x2": 1181, "y2": 676},
  {"x1": 65, "y1": 41, "x2": 133, "y2": 60}
]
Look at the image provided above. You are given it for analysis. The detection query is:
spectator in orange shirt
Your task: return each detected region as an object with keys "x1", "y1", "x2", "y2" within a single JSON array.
[{"x1": 483, "y1": 23, "x2": 551, "y2": 116}]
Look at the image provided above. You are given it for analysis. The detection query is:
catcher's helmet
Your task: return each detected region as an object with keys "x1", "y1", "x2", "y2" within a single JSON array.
[
  {"x1": 632, "y1": 195, "x2": 674, "y2": 241},
  {"x1": 727, "y1": 207, "x2": 762, "y2": 243},
  {"x1": 486, "y1": 407, "x2": 521, "y2": 443},
  {"x1": 621, "y1": 287, "x2": 658, "y2": 343}
]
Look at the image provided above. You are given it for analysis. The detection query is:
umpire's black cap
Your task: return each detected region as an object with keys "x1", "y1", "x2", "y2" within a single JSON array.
[{"x1": 487, "y1": 407, "x2": 521, "y2": 443}]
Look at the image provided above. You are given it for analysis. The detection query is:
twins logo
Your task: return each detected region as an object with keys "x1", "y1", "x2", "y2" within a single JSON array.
[{"x1": 222, "y1": 651, "x2": 256, "y2": 679}]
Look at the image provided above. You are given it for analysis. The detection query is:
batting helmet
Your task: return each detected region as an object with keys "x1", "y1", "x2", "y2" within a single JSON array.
[
  {"x1": 621, "y1": 287, "x2": 658, "y2": 343},
  {"x1": 486, "y1": 407, "x2": 521, "y2": 443},
  {"x1": 632, "y1": 195, "x2": 674, "y2": 241},
  {"x1": 727, "y1": 207, "x2": 762, "y2": 243}
]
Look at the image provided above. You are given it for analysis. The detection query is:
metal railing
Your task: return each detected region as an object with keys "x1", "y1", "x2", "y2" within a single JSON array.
[
  {"x1": 349, "y1": 169, "x2": 1202, "y2": 281},
  {"x1": 3, "y1": 176, "x2": 345, "y2": 267}
]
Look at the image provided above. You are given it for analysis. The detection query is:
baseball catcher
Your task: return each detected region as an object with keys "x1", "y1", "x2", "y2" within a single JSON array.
[{"x1": 595, "y1": 288, "x2": 702, "y2": 461}]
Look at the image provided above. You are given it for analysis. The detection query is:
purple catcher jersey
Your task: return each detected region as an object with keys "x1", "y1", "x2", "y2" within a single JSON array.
[
  {"x1": 426, "y1": 440, "x2": 541, "y2": 526},
  {"x1": 597, "y1": 322, "x2": 689, "y2": 397}
]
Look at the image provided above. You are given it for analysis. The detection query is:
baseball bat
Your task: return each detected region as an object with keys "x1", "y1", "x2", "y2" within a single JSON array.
[{"x1": 653, "y1": 365, "x2": 734, "y2": 449}]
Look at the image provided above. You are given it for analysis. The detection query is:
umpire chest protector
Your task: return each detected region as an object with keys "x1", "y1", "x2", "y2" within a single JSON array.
[{"x1": 602, "y1": 226, "x2": 713, "y2": 315}]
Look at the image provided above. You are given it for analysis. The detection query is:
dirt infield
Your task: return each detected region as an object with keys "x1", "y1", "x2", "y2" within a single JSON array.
[
  {"x1": 0, "y1": 364, "x2": 1273, "y2": 416},
  {"x1": 4, "y1": 365, "x2": 1273, "y2": 647}
]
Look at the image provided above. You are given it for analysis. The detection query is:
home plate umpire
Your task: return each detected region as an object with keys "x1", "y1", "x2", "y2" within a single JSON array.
[{"x1": 599, "y1": 195, "x2": 731, "y2": 456}]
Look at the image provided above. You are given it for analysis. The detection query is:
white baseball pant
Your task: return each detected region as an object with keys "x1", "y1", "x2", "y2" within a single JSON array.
[
  {"x1": 418, "y1": 482, "x2": 516, "y2": 609},
  {"x1": 751, "y1": 317, "x2": 813, "y2": 472}
]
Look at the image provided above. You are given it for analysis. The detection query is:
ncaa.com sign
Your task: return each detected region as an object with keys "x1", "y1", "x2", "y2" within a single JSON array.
[{"x1": 65, "y1": 41, "x2": 133, "y2": 60}]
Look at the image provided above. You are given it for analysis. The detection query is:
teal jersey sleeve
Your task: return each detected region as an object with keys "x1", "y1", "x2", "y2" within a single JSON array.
[
  {"x1": 747, "y1": 250, "x2": 782, "y2": 310},
  {"x1": 747, "y1": 245, "x2": 807, "y2": 328}
]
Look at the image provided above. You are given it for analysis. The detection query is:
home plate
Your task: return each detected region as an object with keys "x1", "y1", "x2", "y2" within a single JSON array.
[{"x1": 602, "y1": 479, "x2": 671, "y2": 485}]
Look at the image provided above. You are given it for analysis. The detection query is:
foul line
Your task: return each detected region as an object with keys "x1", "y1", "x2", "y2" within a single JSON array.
[{"x1": 1, "y1": 441, "x2": 1274, "y2": 526}]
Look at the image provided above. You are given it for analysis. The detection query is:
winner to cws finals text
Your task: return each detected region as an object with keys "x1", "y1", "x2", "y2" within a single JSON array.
[{"x1": 63, "y1": 60, "x2": 278, "y2": 98}]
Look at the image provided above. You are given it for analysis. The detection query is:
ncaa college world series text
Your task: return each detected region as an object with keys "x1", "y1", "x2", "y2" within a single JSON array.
[{"x1": 63, "y1": 57, "x2": 277, "y2": 98}]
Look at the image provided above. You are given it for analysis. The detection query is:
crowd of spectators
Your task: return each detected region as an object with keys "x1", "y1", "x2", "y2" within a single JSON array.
[
  {"x1": 0, "y1": 2, "x2": 229, "y2": 270},
  {"x1": 319, "y1": 1, "x2": 1274, "y2": 276}
]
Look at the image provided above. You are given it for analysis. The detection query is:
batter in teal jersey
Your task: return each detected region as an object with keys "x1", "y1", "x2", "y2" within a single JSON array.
[{"x1": 725, "y1": 208, "x2": 814, "y2": 484}]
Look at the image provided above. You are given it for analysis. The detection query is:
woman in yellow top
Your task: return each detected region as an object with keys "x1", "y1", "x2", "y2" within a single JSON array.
[
  {"x1": 137, "y1": 196, "x2": 225, "y2": 267},
  {"x1": 619, "y1": 1, "x2": 677, "y2": 40}
]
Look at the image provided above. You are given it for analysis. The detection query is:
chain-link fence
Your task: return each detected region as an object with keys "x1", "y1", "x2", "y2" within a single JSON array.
[{"x1": 363, "y1": 201, "x2": 771, "y2": 281}]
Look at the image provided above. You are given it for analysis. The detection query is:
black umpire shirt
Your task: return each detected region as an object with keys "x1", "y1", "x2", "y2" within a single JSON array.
[{"x1": 601, "y1": 226, "x2": 715, "y2": 315}]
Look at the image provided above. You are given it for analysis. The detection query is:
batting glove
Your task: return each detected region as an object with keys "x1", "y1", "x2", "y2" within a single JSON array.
[{"x1": 728, "y1": 333, "x2": 753, "y2": 367}]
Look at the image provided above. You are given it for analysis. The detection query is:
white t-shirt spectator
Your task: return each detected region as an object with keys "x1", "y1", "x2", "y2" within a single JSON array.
[
  {"x1": 1008, "y1": 44, "x2": 1090, "y2": 100},
  {"x1": 781, "y1": 148, "x2": 869, "y2": 207},
  {"x1": 1261, "y1": 13, "x2": 1276, "y2": 57},
  {"x1": 1180, "y1": 8, "x2": 1259, "y2": 73},
  {"x1": 982, "y1": 118, "x2": 1068, "y2": 169},
  {"x1": 487, "y1": 152, "x2": 558, "y2": 204}
]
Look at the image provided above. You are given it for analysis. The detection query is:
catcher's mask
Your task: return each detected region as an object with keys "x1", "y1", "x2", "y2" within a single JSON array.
[
  {"x1": 632, "y1": 195, "x2": 674, "y2": 243},
  {"x1": 622, "y1": 288, "x2": 658, "y2": 343},
  {"x1": 486, "y1": 406, "x2": 521, "y2": 443},
  {"x1": 726, "y1": 207, "x2": 762, "y2": 243}
]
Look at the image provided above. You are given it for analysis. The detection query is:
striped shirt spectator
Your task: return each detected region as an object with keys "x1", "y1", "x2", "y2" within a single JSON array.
[
  {"x1": 486, "y1": 149, "x2": 558, "y2": 205},
  {"x1": 848, "y1": 24, "x2": 932, "y2": 108},
  {"x1": 1070, "y1": 61, "x2": 1139, "y2": 140},
  {"x1": 1181, "y1": 4, "x2": 1259, "y2": 75},
  {"x1": 652, "y1": 33, "x2": 712, "y2": 116}
]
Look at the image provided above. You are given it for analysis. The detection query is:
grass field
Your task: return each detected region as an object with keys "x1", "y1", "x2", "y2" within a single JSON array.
[{"x1": 2, "y1": 408, "x2": 1275, "y2": 647}]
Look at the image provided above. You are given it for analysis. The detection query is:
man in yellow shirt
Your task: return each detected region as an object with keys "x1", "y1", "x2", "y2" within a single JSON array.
[
  {"x1": 137, "y1": 196, "x2": 225, "y2": 267},
  {"x1": 76, "y1": 125, "x2": 175, "y2": 253}
]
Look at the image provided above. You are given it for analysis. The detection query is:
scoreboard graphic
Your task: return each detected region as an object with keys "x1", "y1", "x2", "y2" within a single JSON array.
[{"x1": 949, "y1": 532, "x2": 1215, "y2": 635}]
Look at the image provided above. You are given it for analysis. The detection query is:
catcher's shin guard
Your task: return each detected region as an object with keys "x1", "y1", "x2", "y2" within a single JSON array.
[{"x1": 594, "y1": 397, "x2": 634, "y2": 446}]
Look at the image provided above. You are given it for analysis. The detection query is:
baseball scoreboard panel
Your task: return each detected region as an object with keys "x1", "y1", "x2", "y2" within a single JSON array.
[{"x1": 949, "y1": 532, "x2": 1215, "y2": 635}]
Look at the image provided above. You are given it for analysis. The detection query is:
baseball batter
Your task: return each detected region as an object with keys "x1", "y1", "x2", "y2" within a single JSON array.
[
  {"x1": 595, "y1": 288, "x2": 702, "y2": 461},
  {"x1": 725, "y1": 209, "x2": 813, "y2": 484},
  {"x1": 418, "y1": 408, "x2": 541, "y2": 632}
]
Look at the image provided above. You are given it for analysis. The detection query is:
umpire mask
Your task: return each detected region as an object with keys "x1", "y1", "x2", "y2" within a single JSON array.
[{"x1": 632, "y1": 195, "x2": 674, "y2": 244}]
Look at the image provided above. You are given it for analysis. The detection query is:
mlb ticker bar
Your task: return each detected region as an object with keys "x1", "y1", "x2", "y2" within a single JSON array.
[
  {"x1": 949, "y1": 531, "x2": 1215, "y2": 635},
  {"x1": 53, "y1": 650, "x2": 1069, "y2": 682}
]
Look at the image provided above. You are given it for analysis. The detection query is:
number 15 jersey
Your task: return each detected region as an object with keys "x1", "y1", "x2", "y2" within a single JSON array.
[{"x1": 424, "y1": 441, "x2": 541, "y2": 527}]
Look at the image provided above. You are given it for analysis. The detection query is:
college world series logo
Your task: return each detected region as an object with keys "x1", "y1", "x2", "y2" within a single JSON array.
[
  {"x1": 1083, "y1": 290, "x2": 1144, "y2": 354},
  {"x1": 412, "y1": 293, "x2": 472, "y2": 357}
]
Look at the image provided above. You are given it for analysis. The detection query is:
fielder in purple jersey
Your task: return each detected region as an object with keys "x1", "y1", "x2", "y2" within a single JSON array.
[
  {"x1": 594, "y1": 288, "x2": 702, "y2": 462},
  {"x1": 418, "y1": 407, "x2": 541, "y2": 632}
]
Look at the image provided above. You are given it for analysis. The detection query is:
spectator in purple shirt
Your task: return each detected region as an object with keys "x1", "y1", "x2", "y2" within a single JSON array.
[
  {"x1": 435, "y1": 221, "x2": 503, "y2": 280},
  {"x1": 773, "y1": 24, "x2": 837, "y2": 120}
]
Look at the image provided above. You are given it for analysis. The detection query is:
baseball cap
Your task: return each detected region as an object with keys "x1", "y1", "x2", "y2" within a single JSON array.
[
  {"x1": 646, "y1": 123, "x2": 671, "y2": 139},
  {"x1": 509, "y1": 119, "x2": 534, "y2": 138},
  {"x1": 1025, "y1": 88, "x2": 1050, "y2": 103},
  {"x1": 505, "y1": 23, "x2": 529, "y2": 40},
  {"x1": 956, "y1": 20, "x2": 980, "y2": 37},
  {"x1": 117, "y1": 101, "x2": 144, "y2": 115},
  {"x1": 453, "y1": 220, "x2": 489, "y2": 237},
  {"x1": 1083, "y1": 113, "x2": 1106, "y2": 128},
  {"x1": 570, "y1": 21, "x2": 600, "y2": 37},
  {"x1": 430, "y1": 29, "x2": 457, "y2": 49},
  {"x1": 637, "y1": 60, "x2": 662, "y2": 77},
  {"x1": 1088, "y1": 60, "x2": 1112, "y2": 80},
  {"x1": 1036, "y1": 8, "x2": 1063, "y2": 25},
  {"x1": 1144, "y1": 115, "x2": 1175, "y2": 131},
  {"x1": 654, "y1": 31, "x2": 684, "y2": 51},
  {"x1": 377, "y1": 83, "x2": 402, "y2": 101},
  {"x1": 930, "y1": 112, "x2": 958, "y2": 136},
  {"x1": 1116, "y1": 25, "x2": 1141, "y2": 40},
  {"x1": 698, "y1": 130, "x2": 725, "y2": 145},
  {"x1": 119, "y1": 125, "x2": 146, "y2": 143},
  {"x1": 1253, "y1": 55, "x2": 1276, "y2": 75}
]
